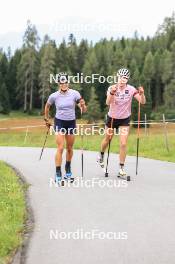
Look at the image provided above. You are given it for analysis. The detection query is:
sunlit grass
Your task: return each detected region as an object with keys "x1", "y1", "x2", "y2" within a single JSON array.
[
  {"x1": 0, "y1": 162, "x2": 27, "y2": 264},
  {"x1": 0, "y1": 128, "x2": 174, "y2": 162}
]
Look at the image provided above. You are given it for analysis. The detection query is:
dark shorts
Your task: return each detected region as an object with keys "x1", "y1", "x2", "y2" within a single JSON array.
[
  {"x1": 54, "y1": 118, "x2": 76, "y2": 135},
  {"x1": 105, "y1": 115, "x2": 131, "y2": 129}
]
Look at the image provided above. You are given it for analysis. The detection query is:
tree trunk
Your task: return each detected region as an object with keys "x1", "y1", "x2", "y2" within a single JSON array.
[
  {"x1": 29, "y1": 79, "x2": 33, "y2": 111},
  {"x1": 41, "y1": 87, "x2": 44, "y2": 112},
  {"x1": 24, "y1": 81, "x2": 27, "y2": 112},
  {"x1": 29, "y1": 60, "x2": 34, "y2": 112}
]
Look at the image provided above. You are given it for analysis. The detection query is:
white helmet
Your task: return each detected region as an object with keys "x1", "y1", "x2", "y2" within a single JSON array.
[{"x1": 117, "y1": 68, "x2": 130, "y2": 79}]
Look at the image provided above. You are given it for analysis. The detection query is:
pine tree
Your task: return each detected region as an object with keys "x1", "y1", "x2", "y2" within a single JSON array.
[
  {"x1": 17, "y1": 48, "x2": 38, "y2": 112},
  {"x1": 76, "y1": 40, "x2": 89, "y2": 73},
  {"x1": 85, "y1": 87, "x2": 101, "y2": 122},
  {"x1": 142, "y1": 51, "x2": 153, "y2": 115},
  {"x1": 161, "y1": 50, "x2": 173, "y2": 84},
  {"x1": 83, "y1": 49, "x2": 98, "y2": 102},
  {"x1": 0, "y1": 78, "x2": 11, "y2": 114},
  {"x1": 0, "y1": 53, "x2": 8, "y2": 78},
  {"x1": 39, "y1": 42, "x2": 56, "y2": 111},
  {"x1": 17, "y1": 20, "x2": 39, "y2": 112},
  {"x1": 56, "y1": 40, "x2": 69, "y2": 72},
  {"x1": 68, "y1": 34, "x2": 78, "y2": 75},
  {"x1": 170, "y1": 41, "x2": 175, "y2": 79},
  {"x1": 6, "y1": 49, "x2": 22, "y2": 109},
  {"x1": 164, "y1": 80, "x2": 175, "y2": 109},
  {"x1": 153, "y1": 50, "x2": 164, "y2": 107},
  {"x1": 23, "y1": 20, "x2": 40, "y2": 49}
]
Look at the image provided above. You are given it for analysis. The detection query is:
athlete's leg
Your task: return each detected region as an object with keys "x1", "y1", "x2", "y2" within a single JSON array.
[
  {"x1": 101, "y1": 126, "x2": 114, "y2": 152},
  {"x1": 97, "y1": 127, "x2": 114, "y2": 168},
  {"x1": 65, "y1": 134, "x2": 75, "y2": 162},
  {"x1": 119, "y1": 126, "x2": 130, "y2": 164},
  {"x1": 54, "y1": 133, "x2": 65, "y2": 182},
  {"x1": 55, "y1": 133, "x2": 65, "y2": 166},
  {"x1": 64, "y1": 134, "x2": 75, "y2": 178}
]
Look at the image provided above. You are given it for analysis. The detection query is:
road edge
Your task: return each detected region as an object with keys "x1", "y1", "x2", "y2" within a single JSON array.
[{"x1": 4, "y1": 163, "x2": 35, "y2": 264}]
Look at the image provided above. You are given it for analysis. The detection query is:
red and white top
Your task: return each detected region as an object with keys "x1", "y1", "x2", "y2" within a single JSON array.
[{"x1": 107, "y1": 84, "x2": 138, "y2": 119}]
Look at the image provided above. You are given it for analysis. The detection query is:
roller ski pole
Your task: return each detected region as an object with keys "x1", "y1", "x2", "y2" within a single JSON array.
[{"x1": 104, "y1": 117, "x2": 114, "y2": 177}]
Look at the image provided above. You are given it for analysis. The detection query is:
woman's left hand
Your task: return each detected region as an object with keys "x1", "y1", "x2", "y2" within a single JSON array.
[
  {"x1": 138, "y1": 86, "x2": 144, "y2": 95},
  {"x1": 80, "y1": 98, "x2": 86, "y2": 107}
]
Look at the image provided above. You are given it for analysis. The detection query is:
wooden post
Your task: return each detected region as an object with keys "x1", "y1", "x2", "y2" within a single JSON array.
[
  {"x1": 144, "y1": 113, "x2": 147, "y2": 136},
  {"x1": 163, "y1": 114, "x2": 169, "y2": 152},
  {"x1": 24, "y1": 126, "x2": 29, "y2": 144}
]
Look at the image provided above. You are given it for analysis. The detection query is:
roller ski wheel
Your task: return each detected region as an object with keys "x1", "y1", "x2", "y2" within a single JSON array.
[
  {"x1": 105, "y1": 171, "x2": 109, "y2": 177},
  {"x1": 97, "y1": 154, "x2": 105, "y2": 169},
  {"x1": 55, "y1": 172, "x2": 64, "y2": 186},
  {"x1": 117, "y1": 167, "x2": 130, "y2": 181},
  {"x1": 117, "y1": 174, "x2": 131, "y2": 181},
  {"x1": 64, "y1": 172, "x2": 74, "y2": 183}
]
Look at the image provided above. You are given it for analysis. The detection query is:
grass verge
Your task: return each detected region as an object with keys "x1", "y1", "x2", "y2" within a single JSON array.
[
  {"x1": 0, "y1": 128, "x2": 174, "y2": 162},
  {"x1": 0, "y1": 161, "x2": 27, "y2": 264}
]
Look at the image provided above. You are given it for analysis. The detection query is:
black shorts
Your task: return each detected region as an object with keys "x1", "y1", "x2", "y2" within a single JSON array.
[
  {"x1": 54, "y1": 118, "x2": 76, "y2": 135},
  {"x1": 105, "y1": 115, "x2": 131, "y2": 129}
]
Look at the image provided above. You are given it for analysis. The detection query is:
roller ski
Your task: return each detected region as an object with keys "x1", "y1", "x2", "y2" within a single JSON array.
[
  {"x1": 55, "y1": 171, "x2": 64, "y2": 186},
  {"x1": 64, "y1": 163, "x2": 74, "y2": 183},
  {"x1": 117, "y1": 165, "x2": 130, "y2": 181},
  {"x1": 97, "y1": 153, "x2": 105, "y2": 169}
]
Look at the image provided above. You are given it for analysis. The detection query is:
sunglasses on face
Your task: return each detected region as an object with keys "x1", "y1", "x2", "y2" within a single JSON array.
[{"x1": 119, "y1": 76, "x2": 128, "y2": 80}]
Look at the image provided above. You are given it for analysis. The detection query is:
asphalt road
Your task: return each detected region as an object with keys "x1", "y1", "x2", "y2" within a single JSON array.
[{"x1": 0, "y1": 146, "x2": 175, "y2": 264}]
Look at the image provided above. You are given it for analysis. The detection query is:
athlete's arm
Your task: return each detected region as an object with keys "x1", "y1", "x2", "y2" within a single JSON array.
[
  {"x1": 44, "y1": 102, "x2": 51, "y2": 119},
  {"x1": 134, "y1": 87, "x2": 146, "y2": 104},
  {"x1": 44, "y1": 102, "x2": 52, "y2": 127}
]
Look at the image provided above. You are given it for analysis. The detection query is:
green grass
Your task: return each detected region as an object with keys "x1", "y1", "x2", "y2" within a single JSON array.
[
  {"x1": 0, "y1": 129, "x2": 175, "y2": 162},
  {"x1": 0, "y1": 112, "x2": 174, "y2": 162},
  {"x1": 75, "y1": 132, "x2": 175, "y2": 162},
  {"x1": 0, "y1": 162, "x2": 27, "y2": 264},
  {"x1": 0, "y1": 110, "x2": 42, "y2": 120}
]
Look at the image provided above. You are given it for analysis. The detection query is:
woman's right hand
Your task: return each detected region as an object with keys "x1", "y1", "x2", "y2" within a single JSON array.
[
  {"x1": 110, "y1": 85, "x2": 117, "y2": 94},
  {"x1": 44, "y1": 118, "x2": 52, "y2": 128}
]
